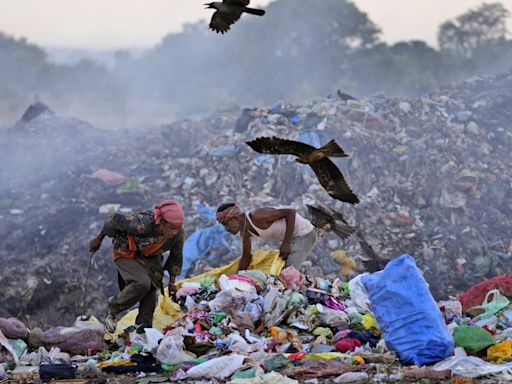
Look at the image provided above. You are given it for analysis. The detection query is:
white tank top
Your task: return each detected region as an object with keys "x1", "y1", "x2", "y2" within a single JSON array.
[{"x1": 245, "y1": 209, "x2": 314, "y2": 241}]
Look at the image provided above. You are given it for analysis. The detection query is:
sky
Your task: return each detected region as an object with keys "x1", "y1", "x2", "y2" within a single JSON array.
[{"x1": 0, "y1": 0, "x2": 511, "y2": 49}]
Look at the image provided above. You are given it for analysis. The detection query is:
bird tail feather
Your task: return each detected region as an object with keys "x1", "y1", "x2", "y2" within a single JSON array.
[
  {"x1": 319, "y1": 139, "x2": 348, "y2": 157},
  {"x1": 243, "y1": 7, "x2": 265, "y2": 16},
  {"x1": 332, "y1": 223, "x2": 357, "y2": 240}
]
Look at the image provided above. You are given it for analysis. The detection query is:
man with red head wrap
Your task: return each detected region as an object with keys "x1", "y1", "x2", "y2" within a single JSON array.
[{"x1": 89, "y1": 199, "x2": 185, "y2": 333}]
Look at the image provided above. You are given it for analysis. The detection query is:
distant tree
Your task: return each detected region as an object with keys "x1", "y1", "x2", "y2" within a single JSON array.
[{"x1": 438, "y1": 2, "x2": 511, "y2": 58}]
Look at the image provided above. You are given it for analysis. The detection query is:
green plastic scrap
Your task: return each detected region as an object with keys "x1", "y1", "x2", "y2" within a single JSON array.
[
  {"x1": 342, "y1": 282, "x2": 350, "y2": 294},
  {"x1": 312, "y1": 327, "x2": 333, "y2": 338},
  {"x1": 307, "y1": 305, "x2": 320, "y2": 316},
  {"x1": 287, "y1": 292, "x2": 307, "y2": 308},
  {"x1": 119, "y1": 176, "x2": 141, "y2": 190},
  {"x1": 209, "y1": 326, "x2": 224, "y2": 336},
  {"x1": 263, "y1": 354, "x2": 291, "y2": 372},
  {"x1": 231, "y1": 367, "x2": 257, "y2": 379},
  {"x1": 8, "y1": 339, "x2": 27, "y2": 359},
  {"x1": 213, "y1": 311, "x2": 226, "y2": 323},
  {"x1": 348, "y1": 312, "x2": 363, "y2": 325},
  {"x1": 200, "y1": 277, "x2": 216, "y2": 290},
  {"x1": 454, "y1": 325, "x2": 496, "y2": 354}
]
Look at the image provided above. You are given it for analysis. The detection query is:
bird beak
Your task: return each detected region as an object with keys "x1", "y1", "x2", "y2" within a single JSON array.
[{"x1": 204, "y1": 3, "x2": 211, "y2": 8}]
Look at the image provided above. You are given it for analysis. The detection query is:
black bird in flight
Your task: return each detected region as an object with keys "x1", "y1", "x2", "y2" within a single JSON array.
[
  {"x1": 205, "y1": 0, "x2": 265, "y2": 34},
  {"x1": 246, "y1": 137, "x2": 360, "y2": 204},
  {"x1": 307, "y1": 203, "x2": 384, "y2": 272},
  {"x1": 306, "y1": 203, "x2": 357, "y2": 240}
]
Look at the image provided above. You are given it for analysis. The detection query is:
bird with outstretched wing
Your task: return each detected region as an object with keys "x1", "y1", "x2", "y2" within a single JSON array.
[
  {"x1": 246, "y1": 136, "x2": 360, "y2": 204},
  {"x1": 206, "y1": 0, "x2": 265, "y2": 34}
]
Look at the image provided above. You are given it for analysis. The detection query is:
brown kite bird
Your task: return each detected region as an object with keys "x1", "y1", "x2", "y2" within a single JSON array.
[
  {"x1": 307, "y1": 202, "x2": 384, "y2": 273},
  {"x1": 306, "y1": 203, "x2": 357, "y2": 240},
  {"x1": 246, "y1": 137, "x2": 360, "y2": 204},
  {"x1": 205, "y1": 0, "x2": 265, "y2": 34}
]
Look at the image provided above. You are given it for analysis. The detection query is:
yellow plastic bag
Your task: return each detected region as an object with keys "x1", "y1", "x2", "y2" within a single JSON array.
[
  {"x1": 111, "y1": 249, "x2": 284, "y2": 338},
  {"x1": 176, "y1": 249, "x2": 284, "y2": 289},
  {"x1": 362, "y1": 314, "x2": 380, "y2": 334},
  {"x1": 487, "y1": 340, "x2": 512, "y2": 363}
]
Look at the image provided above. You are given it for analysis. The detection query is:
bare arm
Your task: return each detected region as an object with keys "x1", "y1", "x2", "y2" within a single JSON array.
[{"x1": 238, "y1": 232, "x2": 253, "y2": 271}]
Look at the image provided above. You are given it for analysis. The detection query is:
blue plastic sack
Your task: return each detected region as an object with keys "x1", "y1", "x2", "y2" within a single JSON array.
[
  {"x1": 362, "y1": 254, "x2": 454, "y2": 365},
  {"x1": 179, "y1": 203, "x2": 239, "y2": 279}
]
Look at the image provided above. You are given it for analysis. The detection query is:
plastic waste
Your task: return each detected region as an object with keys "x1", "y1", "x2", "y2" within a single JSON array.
[
  {"x1": 473, "y1": 289, "x2": 510, "y2": 321},
  {"x1": 347, "y1": 274, "x2": 371, "y2": 313},
  {"x1": 433, "y1": 356, "x2": 512, "y2": 378},
  {"x1": 459, "y1": 275, "x2": 512, "y2": 312},
  {"x1": 335, "y1": 338, "x2": 361, "y2": 353},
  {"x1": 361, "y1": 314, "x2": 380, "y2": 333},
  {"x1": 90, "y1": 168, "x2": 128, "y2": 186},
  {"x1": 263, "y1": 354, "x2": 291, "y2": 372},
  {"x1": 334, "y1": 372, "x2": 369, "y2": 384},
  {"x1": 453, "y1": 326, "x2": 496, "y2": 354},
  {"x1": 229, "y1": 371, "x2": 298, "y2": 384},
  {"x1": 287, "y1": 292, "x2": 308, "y2": 308},
  {"x1": 186, "y1": 354, "x2": 250, "y2": 378},
  {"x1": 487, "y1": 340, "x2": 512, "y2": 362},
  {"x1": 280, "y1": 267, "x2": 306, "y2": 290},
  {"x1": 144, "y1": 328, "x2": 164, "y2": 353},
  {"x1": 362, "y1": 254, "x2": 454, "y2": 365},
  {"x1": 156, "y1": 334, "x2": 196, "y2": 365},
  {"x1": 0, "y1": 330, "x2": 18, "y2": 363},
  {"x1": 317, "y1": 307, "x2": 349, "y2": 329}
]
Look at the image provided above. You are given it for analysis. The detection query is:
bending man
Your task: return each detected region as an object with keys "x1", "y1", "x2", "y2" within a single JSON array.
[
  {"x1": 89, "y1": 199, "x2": 185, "y2": 332},
  {"x1": 216, "y1": 203, "x2": 316, "y2": 271}
]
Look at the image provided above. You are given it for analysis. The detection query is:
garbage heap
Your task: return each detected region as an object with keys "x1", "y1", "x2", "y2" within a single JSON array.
[
  {"x1": 3, "y1": 255, "x2": 512, "y2": 383},
  {"x1": 1, "y1": 69, "x2": 511, "y2": 325}
]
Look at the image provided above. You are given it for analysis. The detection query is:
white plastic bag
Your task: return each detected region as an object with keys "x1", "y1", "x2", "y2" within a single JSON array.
[
  {"x1": 186, "y1": 354, "x2": 250, "y2": 378},
  {"x1": 156, "y1": 334, "x2": 196, "y2": 365},
  {"x1": 348, "y1": 273, "x2": 372, "y2": 313}
]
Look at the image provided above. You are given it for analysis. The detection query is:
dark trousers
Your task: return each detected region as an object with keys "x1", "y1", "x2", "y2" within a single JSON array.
[{"x1": 109, "y1": 256, "x2": 161, "y2": 328}]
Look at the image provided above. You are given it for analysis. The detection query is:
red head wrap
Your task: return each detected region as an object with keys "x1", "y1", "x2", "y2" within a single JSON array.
[
  {"x1": 216, "y1": 204, "x2": 242, "y2": 224},
  {"x1": 153, "y1": 199, "x2": 184, "y2": 227}
]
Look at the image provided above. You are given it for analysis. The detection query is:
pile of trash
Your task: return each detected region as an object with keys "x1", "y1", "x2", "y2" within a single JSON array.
[
  {"x1": 1, "y1": 69, "x2": 511, "y2": 325},
  {"x1": 4, "y1": 254, "x2": 512, "y2": 383}
]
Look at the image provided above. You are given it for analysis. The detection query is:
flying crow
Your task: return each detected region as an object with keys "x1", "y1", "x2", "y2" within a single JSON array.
[
  {"x1": 246, "y1": 137, "x2": 360, "y2": 204},
  {"x1": 205, "y1": 0, "x2": 265, "y2": 34}
]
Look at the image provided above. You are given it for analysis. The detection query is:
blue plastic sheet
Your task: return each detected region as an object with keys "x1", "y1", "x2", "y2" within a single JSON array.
[
  {"x1": 362, "y1": 254, "x2": 454, "y2": 365},
  {"x1": 179, "y1": 203, "x2": 239, "y2": 279}
]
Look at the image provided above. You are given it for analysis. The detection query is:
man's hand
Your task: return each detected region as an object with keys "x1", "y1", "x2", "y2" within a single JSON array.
[
  {"x1": 168, "y1": 282, "x2": 178, "y2": 301},
  {"x1": 89, "y1": 236, "x2": 103, "y2": 253},
  {"x1": 279, "y1": 242, "x2": 291, "y2": 261}
]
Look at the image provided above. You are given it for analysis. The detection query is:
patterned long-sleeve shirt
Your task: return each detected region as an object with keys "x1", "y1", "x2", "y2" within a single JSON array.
[{"x1": 101, "y1": 210, "x2": 184, "y2": 277}]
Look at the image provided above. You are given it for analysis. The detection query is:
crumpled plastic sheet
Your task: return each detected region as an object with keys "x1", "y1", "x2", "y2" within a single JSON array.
[
  {"x1": 0, "y1": 329, "x2": 18, "y2": 364},
  {"x1": 279, "y1": 267, "x2": 306, "y2": 290},
  {"x1": 186, "y1": 354, "x2": 252, "y2": 379},
  {"x1": 433, "y1": 356, "x2": 512, "y2": 379},
  {"x1": 156, "y1": 333, "x2": 196, "y2": 365},
  {"x1": 229, "y1": 371, "x2": 299, "y2": 384}
]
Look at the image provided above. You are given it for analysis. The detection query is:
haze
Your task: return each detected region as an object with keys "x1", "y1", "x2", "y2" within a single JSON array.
[{"x1": 1, "y1": 0, "x2": 511, "y2": 49}]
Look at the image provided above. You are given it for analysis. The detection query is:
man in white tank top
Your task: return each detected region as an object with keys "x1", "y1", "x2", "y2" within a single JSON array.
[{"x1": 216, "y1": 203, "x2": 317, "y2": 271}]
